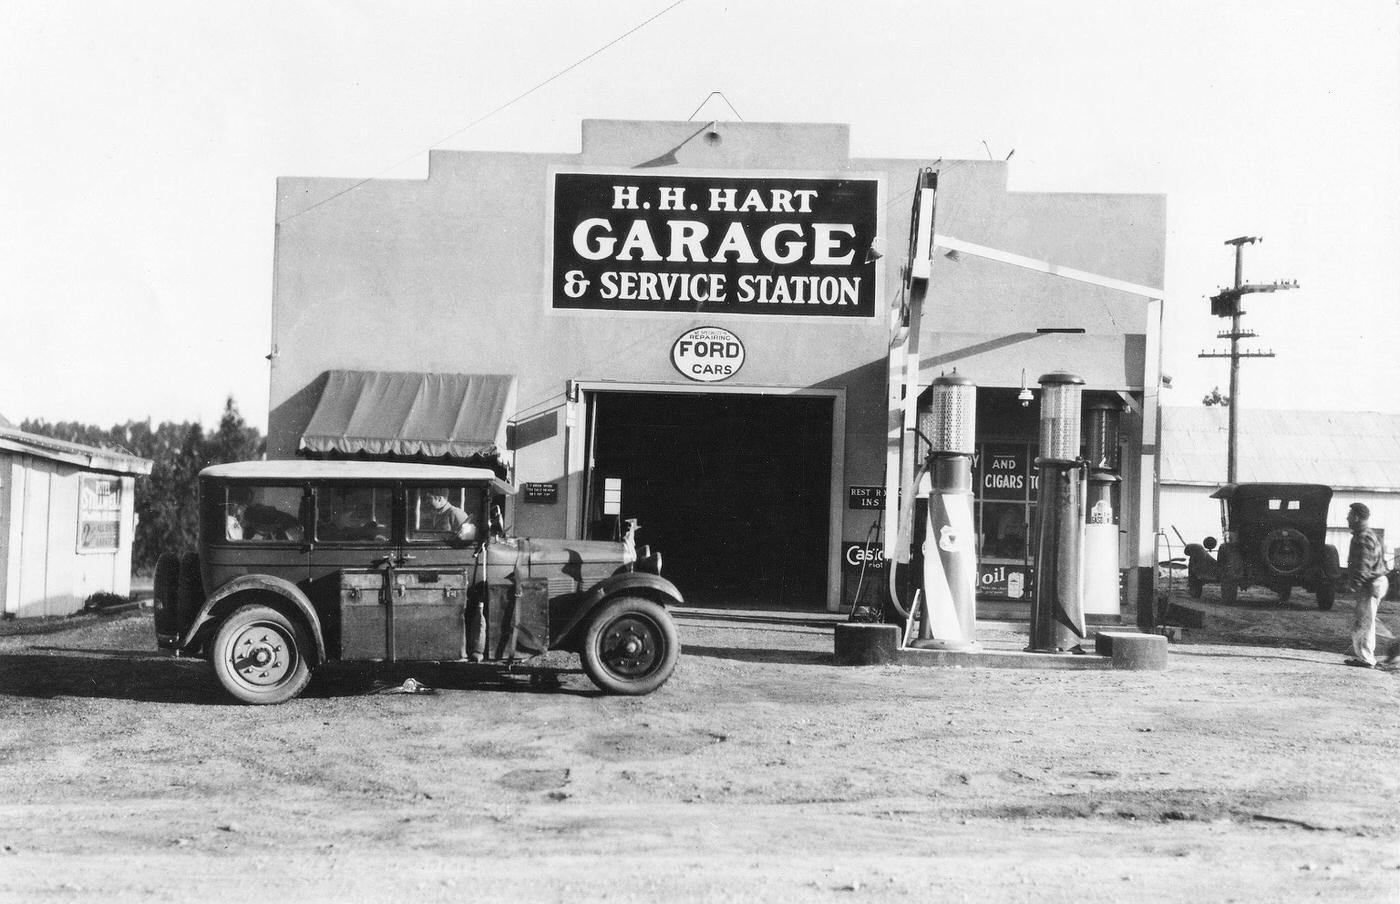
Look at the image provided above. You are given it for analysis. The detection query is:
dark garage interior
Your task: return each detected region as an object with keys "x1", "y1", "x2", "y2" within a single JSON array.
[{"x1": 586, "y1": 391, "x2": 832, "y2": 609}]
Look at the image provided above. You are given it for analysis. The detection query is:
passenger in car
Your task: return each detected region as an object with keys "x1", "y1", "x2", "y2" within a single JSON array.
[
  {"x1": 225, "y1": 502, "x2": 247, "y2": 540},
  {"x1": 338, "y1": 504, "x2": 387, "y2": 541},
  {"x1": 243, "y1": 503, "x2": 305, "y2": 542}
]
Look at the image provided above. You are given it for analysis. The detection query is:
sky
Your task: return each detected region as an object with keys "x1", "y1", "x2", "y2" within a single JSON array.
[{"x1": 2, "y1": 1, "x2": 1397, "y2": 433}]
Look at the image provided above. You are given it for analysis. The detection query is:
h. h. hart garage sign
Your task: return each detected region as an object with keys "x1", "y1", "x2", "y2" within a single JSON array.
[{"x1": 548, "y1": 171, "x2": 881, "y2": 317}]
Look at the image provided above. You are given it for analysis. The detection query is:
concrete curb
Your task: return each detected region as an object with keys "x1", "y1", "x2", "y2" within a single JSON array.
[
  {"x1": 833, "y1": 623, "x2": 901, "y2": 664},
  {"x1": 833, "y1": 622, "x2": 1168, "y2": 670}
]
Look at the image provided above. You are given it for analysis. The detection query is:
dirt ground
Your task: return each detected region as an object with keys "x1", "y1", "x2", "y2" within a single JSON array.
[{"x1": 1, "y1": 580, "x2": 1397, "y2": 903}]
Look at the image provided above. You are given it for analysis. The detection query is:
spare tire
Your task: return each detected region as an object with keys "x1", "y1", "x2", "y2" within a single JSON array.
[
  {"x1": 152, "y1": 552, "x2": 181, "y2": 639},
  {"x1": 1260, "y1": 528, "x2": 1309, "y2": 576},
  {"x1": 176, "y1": 552, "x2": 206, "y2": 639}
]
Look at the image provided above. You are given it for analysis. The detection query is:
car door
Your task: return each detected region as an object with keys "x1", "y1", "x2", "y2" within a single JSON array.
[
  {"x1": 205, "y1": 481, "x2": 312, "y2": 589},
  {"x1": 308, "y1": 482, "x2": 398, "y2": 660},
  {"x1": 381, "y1": 484, "x2": 484, "y2": 661}
]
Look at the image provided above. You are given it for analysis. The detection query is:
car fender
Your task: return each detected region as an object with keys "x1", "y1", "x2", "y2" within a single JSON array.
[
  {"x1": 1320, "y1": 544, "x2": 1341, "y2": 579},
  {"x1": 180, "y1": 574, "x2": 327, "y2": 664},
  {"x1": 1217, "y1": 543, "x2": 1246, "y2": 582},
  {"x1": 554, "y1": 572, "x2": 684, "y2": 649}
]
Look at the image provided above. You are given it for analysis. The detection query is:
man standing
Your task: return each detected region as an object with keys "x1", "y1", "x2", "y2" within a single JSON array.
[{"x1": 1343, "y1": 502, "x2": 1396, "y2": 668}]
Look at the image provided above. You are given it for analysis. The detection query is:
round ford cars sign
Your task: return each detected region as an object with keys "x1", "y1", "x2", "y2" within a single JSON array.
[{"x1": 671, "y1": 327, "x2": 745, "y2": 382}]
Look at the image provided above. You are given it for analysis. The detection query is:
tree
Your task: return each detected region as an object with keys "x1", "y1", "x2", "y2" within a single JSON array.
[
  {"x1": 1202, "y1": 386, "x2": 1230, "y2": 407},
  {"x1": 20, "y1": 401, "x2": 265, "y2": 571},
  {"x1": 206, "y1": 397, "x2": 266, "y2": 465}
]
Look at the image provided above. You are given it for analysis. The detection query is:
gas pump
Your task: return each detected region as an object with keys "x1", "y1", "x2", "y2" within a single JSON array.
[
  {"x1": 1083, "y1": 399, "x2": 1123, "y2": 622},
  {"x1": 1027, "y1": 372, "x2": 1088, "y2": 653},
  {"x1": 908, "y1": 373, "x2": 979, "y2": 650}
]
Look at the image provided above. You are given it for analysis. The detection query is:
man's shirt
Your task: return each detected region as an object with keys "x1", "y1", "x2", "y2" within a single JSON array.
[{"x1": 1348, "y1": 527, "x2": 1387, "y2": 582}]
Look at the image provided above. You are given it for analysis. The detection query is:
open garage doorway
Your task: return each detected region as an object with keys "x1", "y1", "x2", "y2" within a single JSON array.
[{"x1": 585, "y1": 391, "x2": 833, "y2": 609}]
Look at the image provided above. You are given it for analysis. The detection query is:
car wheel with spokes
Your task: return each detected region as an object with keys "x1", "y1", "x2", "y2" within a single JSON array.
[
  {"x1": 580, "y1": 596, "x2": 679, "y2": 696},
  {"x1": 211, "y1": 604, "x2": 313, "y2": 705}
]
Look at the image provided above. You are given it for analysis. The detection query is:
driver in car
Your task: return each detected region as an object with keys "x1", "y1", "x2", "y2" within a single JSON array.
[{"x1": 423, "y1": 489, "x2": 476, "y2": 544}]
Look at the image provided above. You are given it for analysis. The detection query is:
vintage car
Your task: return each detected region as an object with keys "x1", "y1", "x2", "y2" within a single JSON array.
[
  {"x1": 152, "y1": 461, "x2": 682, "y2": 704},
  {"x1": 1183, "y1": 482, "x2": 1340, "y2": 609}
]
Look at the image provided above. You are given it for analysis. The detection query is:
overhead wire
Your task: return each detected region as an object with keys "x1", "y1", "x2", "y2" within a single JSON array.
[
  {"x1": 276, "y1": 0, "x2": 688, "y2": 226},
  {"x1": 687, "y1": 91, "x2": 744, "y2": 121}
]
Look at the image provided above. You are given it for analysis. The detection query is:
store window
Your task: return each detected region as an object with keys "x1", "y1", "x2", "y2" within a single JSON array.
[
  {"x1": 974, "y1": 442, "x2": 1037, "y2": 600},
  {"x1": 77, "y1": 476, "x2": 122, "y2": 551}
]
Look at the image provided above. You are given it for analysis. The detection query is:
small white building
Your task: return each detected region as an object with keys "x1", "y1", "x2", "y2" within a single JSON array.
[
  {"x1": 0, "y1": 418, "x2": 152, "y2": 618},
  {"x1": 1160, "y1": 407, "x2": 1400, "y2": 558}
]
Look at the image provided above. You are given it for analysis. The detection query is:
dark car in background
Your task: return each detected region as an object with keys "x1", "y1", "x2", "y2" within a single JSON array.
[
  {"x1": 152, "y1": 461, "x2": 682, "y2": 704},
  {"x1": 1184, "y1": 482, "x2": 1340, "y2": 609}
]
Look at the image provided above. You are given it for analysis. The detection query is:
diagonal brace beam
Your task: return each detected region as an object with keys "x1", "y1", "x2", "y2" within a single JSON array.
[{"x1": 932, "y1": 234, "x2": 1162, "y2": 300}]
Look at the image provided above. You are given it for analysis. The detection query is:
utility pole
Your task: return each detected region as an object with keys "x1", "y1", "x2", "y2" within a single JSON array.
[{"x1": 1198, "y1": 236, "x2": 1298, "y2": 483}]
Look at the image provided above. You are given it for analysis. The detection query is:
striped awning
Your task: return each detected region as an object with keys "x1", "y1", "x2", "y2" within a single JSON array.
[{"x1": 300, "y1": 370, "x2": 517, "y2": 459}]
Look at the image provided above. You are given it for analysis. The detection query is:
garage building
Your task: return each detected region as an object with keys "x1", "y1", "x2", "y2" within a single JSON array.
[{"x1": 268, "y1": 119, "x2": 1165, "y2": 616}]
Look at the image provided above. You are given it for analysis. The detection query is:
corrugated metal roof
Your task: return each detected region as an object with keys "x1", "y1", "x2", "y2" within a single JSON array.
[
  {"x1": 1160, "y1": 407, "x2": 1400, "y2": 491},
  {"x1": 0, "y1": 426, "x2": 153, "y2": 475}
]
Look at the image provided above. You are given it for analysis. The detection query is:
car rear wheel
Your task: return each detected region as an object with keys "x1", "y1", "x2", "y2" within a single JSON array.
[
  {"x1": 1317, "y1": 582, "x2": 1335, "y2": 611},
  {"x1": 211, "y1": 604, "x2": 313, "y2": 705},
  {"x1": 580, "y1": 596, "x2": 679, "y2": 696}
]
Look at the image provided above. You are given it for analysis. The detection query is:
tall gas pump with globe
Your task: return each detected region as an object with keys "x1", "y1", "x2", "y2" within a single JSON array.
[
  {"x1": 908, "y1": 373, "x2": 979, "y2": 650},
  {"x1": 1027, "y1": 372, "x2": 1089, "y2": 654},
  {"x1": 1083, "y1": 399, "x2": 1123, "y2": 622}
]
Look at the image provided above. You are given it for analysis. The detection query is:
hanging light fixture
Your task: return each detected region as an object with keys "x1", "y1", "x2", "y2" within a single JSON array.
[{"x1": 1018, "y1": 368, "x2": 1034, "y2": 406}]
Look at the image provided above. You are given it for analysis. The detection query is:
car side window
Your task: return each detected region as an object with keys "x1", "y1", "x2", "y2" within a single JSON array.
[
  {"x1": 408, "y1": 486, "x2": 484, "y2": 544},
  {"x1": 222, "y1": 485, "x2": 305, "y2": 543},
  {"x1": 315, "y1": 486, "x2": 392, "y2": 543}
]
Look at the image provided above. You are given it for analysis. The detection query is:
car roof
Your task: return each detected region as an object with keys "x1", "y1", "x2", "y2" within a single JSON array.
[
  {"x1": 200, "y1": 459, "x2": 515, "y2": 493},
  {"x1": 1209, "y1": 482, "x2": 1332, "y2": 502}
]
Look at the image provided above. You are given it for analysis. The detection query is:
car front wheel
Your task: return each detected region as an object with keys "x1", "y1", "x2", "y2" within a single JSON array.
[
  {"x1": 580, "y1": 596, "x2": 679, "y2": 696},
  {"x1": 211, "y1": 604, "x2": 313, "y2": 705}
]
